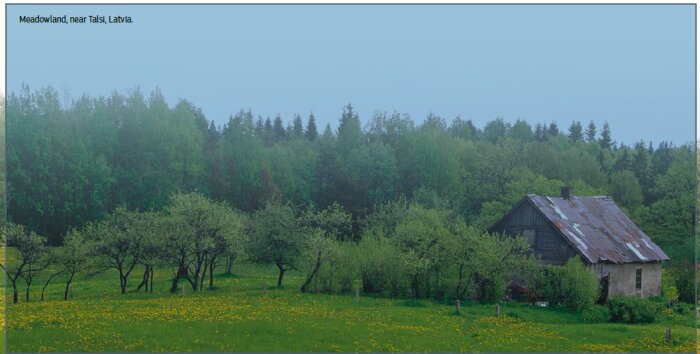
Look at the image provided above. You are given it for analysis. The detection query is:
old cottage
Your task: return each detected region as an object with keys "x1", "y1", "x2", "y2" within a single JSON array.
[{"x1": 489, "y1": 187, "x2": 669, "y2": 299}]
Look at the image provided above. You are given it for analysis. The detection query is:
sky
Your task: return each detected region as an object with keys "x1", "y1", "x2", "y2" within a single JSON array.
[{"x1": 6, "y1": 4, "x2": 696, "y2": 146}]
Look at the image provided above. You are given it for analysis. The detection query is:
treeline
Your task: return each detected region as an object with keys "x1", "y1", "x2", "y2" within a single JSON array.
[
  {"x1": 4, "y1": 86, "x2": 696, "y2": 304},
  {"x1": 7, "y1": 86, "x2": 694, "y2": 254}
]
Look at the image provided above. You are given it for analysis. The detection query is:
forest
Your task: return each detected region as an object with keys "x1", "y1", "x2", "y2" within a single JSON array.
[{"x1": 3, "y1": 85, "x2": 696, "y2": 306}]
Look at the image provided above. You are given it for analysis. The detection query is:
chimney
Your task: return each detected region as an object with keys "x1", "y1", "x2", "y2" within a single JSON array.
[{"x1": 561, "y1": 186, "x2": 572, "y2": 200}]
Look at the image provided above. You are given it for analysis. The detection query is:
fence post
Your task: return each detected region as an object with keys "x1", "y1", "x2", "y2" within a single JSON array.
[
  {"x1": 664, "y1": 327, "x2": 672, "y2": 343},
  {"x1": 495, "y1": 304, "x2": 500, "y2": 317},
  {"x1": 355, "y1": 287, "x2": 360, "y2": 303},
  {"x1": 455, "y1": 299, "x2": 461, "y2": 314}
]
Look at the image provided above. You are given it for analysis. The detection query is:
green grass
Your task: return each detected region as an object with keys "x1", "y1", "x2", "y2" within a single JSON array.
[{"x1": 4, "y1": 262, "x2": 696, "y2": 352}]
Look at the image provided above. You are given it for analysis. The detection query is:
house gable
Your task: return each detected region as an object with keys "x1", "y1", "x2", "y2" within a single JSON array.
[{"x1": 490, "y1": 198, "x2": 579, "y2": 265}]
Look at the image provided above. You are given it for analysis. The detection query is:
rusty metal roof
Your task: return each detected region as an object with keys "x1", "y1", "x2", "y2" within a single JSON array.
[{"x1": 526, "y1": 195, "x2": 669, "y2": 264}]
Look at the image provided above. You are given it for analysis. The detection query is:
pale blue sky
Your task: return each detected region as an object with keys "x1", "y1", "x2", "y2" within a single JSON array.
[{"x1": 6, "y1": 4, "x2": 696, "y2": 145}]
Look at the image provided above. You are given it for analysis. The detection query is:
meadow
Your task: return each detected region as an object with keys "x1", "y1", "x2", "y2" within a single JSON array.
[{"x1": 4, "y1": 263, "x2": 696, "y2": 353}]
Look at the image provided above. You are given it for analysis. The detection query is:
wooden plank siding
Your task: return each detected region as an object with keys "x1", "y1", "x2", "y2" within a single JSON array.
[{"x1": 492, "y1": 200, "x2": 579, "y2": 265}]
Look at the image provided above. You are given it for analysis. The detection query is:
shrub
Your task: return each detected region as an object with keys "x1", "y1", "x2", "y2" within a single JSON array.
[
  {"x1": 608, "y1": 296, "x2": 662, "y2": 323},
  {"x1": 308, "y1": 241, "x2": 360, "y2": 293},
  {"x1": 647, "y1": 295, "x2": 666, "y2": 304},
  {"x1": 559, "y1": 257, "x2": 600, "y2": 311},
  {"x1": 476, "y1": 277, "x2": 507, "y2": 304},
  {"x1": 671, "y1": 302, "x2": 694, "y2": 315},
  {"x1": 580, "y1": 305, "x2": 610, "y2": 323},
  {"x1": 355, "y1": 232, "x2": 406, "y2": 297},
  {"x1": 528, "y1": 257, "x2": 599, "y2": 311},
  {"x1": 668, "y1": 257, "x2": 695, "y2": 304}
]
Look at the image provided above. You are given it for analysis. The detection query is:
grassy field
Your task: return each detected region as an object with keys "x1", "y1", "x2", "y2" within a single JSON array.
[{"x1": 4, "y1": 262, "x2": 696, "y2": 353}]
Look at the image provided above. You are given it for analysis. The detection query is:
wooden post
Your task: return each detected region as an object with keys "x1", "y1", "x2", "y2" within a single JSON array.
[
  {"x1": 455, "y1": 299, "x2": 461, "y2": 314},
  {"x1": 495, "y1": 304, "x2": 500, "y2": 317},
  {"x1": 664, "y1": 327, "x2": 672, "y2": 343},
  {"x1": 355, "y1": 287, "x2": 360, "y2": 303}
]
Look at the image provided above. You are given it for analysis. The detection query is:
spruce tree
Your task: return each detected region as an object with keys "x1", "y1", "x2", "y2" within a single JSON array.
[
  {"x1": 567, "y1": 120, "x2": 583, "y2": 142},
  {"x1": 599, "y1": 122, "x2": 614, "y2": 150},
  {"x1": 585, "y1": 121, "x2": 597, "y2": 142},
  {"x1": 292, "y1": 114, "x2": 304, "y2": 138},
  {"x1": 305, "y1": 113, "x2": 318, "y2": 141},
  {"x1": 273, "y1": 115, "x2": 286, "y2": 142}
]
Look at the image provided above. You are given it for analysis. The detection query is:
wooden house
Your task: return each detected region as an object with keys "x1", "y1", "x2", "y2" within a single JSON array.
[{"x1": 489, "y1": 187, "x2": 669, "y2": 299}]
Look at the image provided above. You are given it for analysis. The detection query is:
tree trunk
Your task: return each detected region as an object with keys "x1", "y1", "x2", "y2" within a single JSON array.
[
  {"x1": 192, "y1": 271, "x2": 200, "y2": 292},
  {"x1": 200, "y1": 261, "x2": 207, "y2": 291},
  {"x1": 13, "y1": 286, "x2": 18, "y2": 304},
  {"x1": 300, "y1": 253, "x2": 322, "y2": 293},
  {"x1": 456, "y1": 263, "x2": 465, "y2": 301},
  {"x1": 64, "y1": 272, "x2": 75, "y2": 300},
  {"x1": 411, "y1": 275, "x2": 420, "y2": 300},
  {"x1": 209, "y1": 260, "x2": 216, "y2": 288},
  {"x1": 171, "y1": 265, "x2": 186, "y2": 293},
  {"x1": 136, "y1": 266, "x2": 150, "y2": 292},
  {"x1": 25, "y1": 285, "x2": 30, "y2": 302},
  {"x1": 149, "y1": 267, "x2": 154, "y2": 293},
  {"x1": 170, "y1": 273, "x2": 180, "y2": 293},
  {"x1": 225, "y1": 255, "x2": 235, "y2": 274},
  {"x1": 41, "y1": 270, "x2": 65, "y2": 301},
  {"x1": 119, "y1": 268, "x2": 128, "y2": 294},
  {"x1": 276, "y1": 264, "x2": 286, "y2": 288}
]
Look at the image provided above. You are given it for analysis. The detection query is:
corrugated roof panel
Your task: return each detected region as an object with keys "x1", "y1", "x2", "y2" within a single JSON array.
[{"x1": 526, "y1": 195, "x2": 669, "y2": 264}]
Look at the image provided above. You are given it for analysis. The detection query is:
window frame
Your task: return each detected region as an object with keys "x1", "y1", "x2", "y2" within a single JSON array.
[{"x1": 635, "y1": 267, "x2": 642, "y2": 293}]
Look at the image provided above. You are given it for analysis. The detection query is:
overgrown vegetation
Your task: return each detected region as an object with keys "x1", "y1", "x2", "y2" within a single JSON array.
[
  {"x1": 3, "y1": 87, "x2": 695, "y2": 306},
  {"x1": 608, "y1": 296, "x2": 663, "y2": 324}
]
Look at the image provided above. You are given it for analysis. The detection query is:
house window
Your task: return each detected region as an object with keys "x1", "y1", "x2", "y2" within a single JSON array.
[
  {"x1": 635, "y1": 268, "x2": 642, "y2": 292},
  {"x1": 522, "y1": 229, "x2": 536, "y2": 245}
]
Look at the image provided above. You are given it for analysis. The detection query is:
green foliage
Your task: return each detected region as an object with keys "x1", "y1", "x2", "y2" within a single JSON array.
[
  {"x1": 667, "y1": 255, "x2": 695, "y2": 304},
  {"x1": 528, "y1": 257, "x2": 599, "y2": 311},
  {"x1": 7, "y1": 87, "x2": 694, "y2": 264},
  {"x1": 482, "y1": 117, "x2": 509, "y2": 144},
  {"x1": 249, "y1": 200, "x2": 304, "y2": 287},
  {"x1": 579, "y1": 305, "x2": 610, "y2": 323},
  {"x1": 352, "y1": 228, "x2": 404, "y2": 296},
  {"x1": 393, "y1": 205, "x2": 453, "y2": 299},
  {"x1": 452, "y1": 225, "x2": 532, "y2": 302},
  {"x1": 567, "y1": 121, "x2": 583, "y2": 142},
  {"x1": 608, "y1": 296, "x2": 662, "y2": 323},
  {"x1": 610, "y1": 170, "x2": 643, "y2": 209}
]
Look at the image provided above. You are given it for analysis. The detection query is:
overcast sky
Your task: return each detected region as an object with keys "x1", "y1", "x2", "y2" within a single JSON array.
[{"x1": 6, "y1": 4, "x2": 695, "y2": 146}]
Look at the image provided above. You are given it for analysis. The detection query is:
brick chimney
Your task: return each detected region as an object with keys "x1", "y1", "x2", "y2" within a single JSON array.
[{"x1": 561, "y1": 186, "x2": 572, "y2": 200}]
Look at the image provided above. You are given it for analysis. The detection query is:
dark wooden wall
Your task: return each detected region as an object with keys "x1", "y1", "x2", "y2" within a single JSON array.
[{"x1": 492, "y1": 201, "x2": 579, "y2": 265}]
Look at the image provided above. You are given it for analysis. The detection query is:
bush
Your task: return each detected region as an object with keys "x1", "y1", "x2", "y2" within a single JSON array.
[
  {"x1": 559, "y1": 257, "x2": 600, "y2": 311},
  {"x1": 580, "y1": 305, "x2": 610, "y2": 323},
  {"x1": 608, "y1": 296, "x2": 662, "y2": 323},
  {"x1": 671, "y1": 302, "x2": 694, "y2": 315},
  {"x1": 476, "y1": 277, "x2": 507, "y2": 304},
  {"x1": 668, "y1": 257, "x2": 695, "y2": 304},
  {"x1": 308, "y1": 241, "x2": 360, "y2": 293},
  {"x1": 527, "y1": 257, "x2": 599, "y2": 311},
  {"x1": 647, "y1": 295, "x2": 666, "y2": 304},
  {"x1": 355, "y1": 232, "x2": 406, "y2": 297}
]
